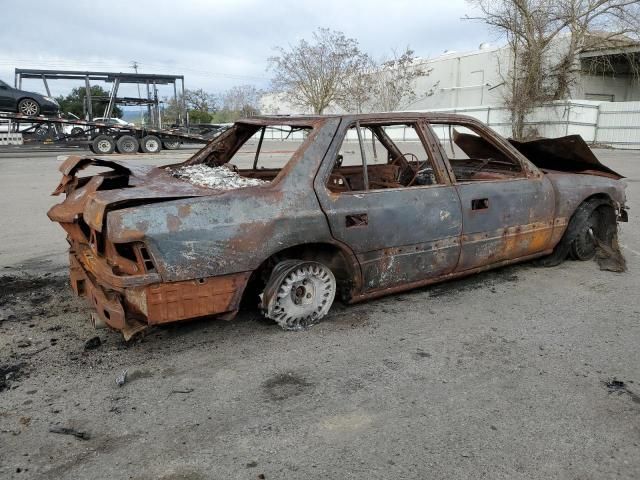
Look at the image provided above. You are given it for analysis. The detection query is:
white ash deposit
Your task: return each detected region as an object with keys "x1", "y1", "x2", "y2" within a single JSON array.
[{"x1": 171, "y1": 164, "x2": 267, "y2": 190}]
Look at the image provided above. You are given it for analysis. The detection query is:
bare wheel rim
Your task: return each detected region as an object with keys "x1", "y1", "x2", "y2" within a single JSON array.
[
  {"x1": 97, "y1": 139, "x2": 112, "y2": 153},
  {"x1": 268, "y1": 263, "x2": 336, "y2": 330},
  {"x1": 19, "y1": 99, "x2": 38, "y2": 116}
]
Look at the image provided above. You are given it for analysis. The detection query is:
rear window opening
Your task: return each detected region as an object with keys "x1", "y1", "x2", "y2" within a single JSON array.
[{"x1": 170, "y1": 122, "x2": 314, "y2": 190}]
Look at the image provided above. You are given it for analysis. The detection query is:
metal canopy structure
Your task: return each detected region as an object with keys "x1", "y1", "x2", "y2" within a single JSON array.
[{"x1": 14, "y1": 68, "x2": 186, "y2": 127}]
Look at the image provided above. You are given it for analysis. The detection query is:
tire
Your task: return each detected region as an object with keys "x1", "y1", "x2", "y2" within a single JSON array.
[
  {"x1": 116, "y1": 135, "x2": 140, "y2": 154},
  {"x1": 17, "y1": 98, "x2": 40, "y2": 116},
  {"x1": 140, "y1": 135, "x2": 162, "y2": 154},
  {"x1": 537, "y1": 198, "x2": 614, "y2": 267},
  {"x1": 90, "y1": 134, "x2": 116, "y2": 154},
  {"x1": 163, "y1": 139, "x2": 181, "y2": 150},
  {"x1": 569, "y1": 204, "x2": 615, "y2": 261},
  {"x1": 261, "y1": 260, "x2": 337, "y2": 330},
  {"x1": 70, "y1": 127, "x2": 85, "y2": 136}
]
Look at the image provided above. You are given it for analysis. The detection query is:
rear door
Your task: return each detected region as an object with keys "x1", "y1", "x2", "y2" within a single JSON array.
[
  {"x1": 427, "y1": 121, "x2": 556, "y2": 271},
  {"x1": 0, "y1": 80, "x2": 16, "y2": 111},
  {"x1": 314, "y1": 119, "x2": 462, "y2": 292}
]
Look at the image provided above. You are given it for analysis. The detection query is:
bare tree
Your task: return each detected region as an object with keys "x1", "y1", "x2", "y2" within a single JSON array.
[
  {"x1": 268, "y1": 28, "x2": 370, "y2": 114},
  {"x1": 467, "y1": 0, "x2": 640, "y2": 139},
  {"x1": 221, "y1": 84, "x2": 263, "y2": 117},
  {"x1": 338, "y1": 47, "x2": 434, "y2": 113},
  {"x1": 184, "y1": 88, "x2": 217, "y2": 113},
  {"x1": 370, "y1": 48, "x2": 431, "y2": 112}
]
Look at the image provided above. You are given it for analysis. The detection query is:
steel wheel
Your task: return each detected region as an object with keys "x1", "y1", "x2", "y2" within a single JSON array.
[
  {"x1": 18, "y1": 98, "x2": 40, "y2": 116},
  {"x1": 116, "y1": 135, "x2": 139, "y2": 154},
  {"x1": 263, "y1": 261, "x2": 336, "y2": 330},
  {"x1": 141, "y1": 135, "x2": 161, "y2": 153},
  {"x1": 570, "y1": 209, "x2": 601, "y2": 261},
  {"x1": 90, "y1": 134, "x2": 115, "y2": 154}
]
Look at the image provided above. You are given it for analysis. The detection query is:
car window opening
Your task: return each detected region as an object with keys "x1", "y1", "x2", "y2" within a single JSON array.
[
  {"x1": 327, "y1": 122, "x2": 440, "y2": 193},
  {"x1": 430, "y1": 123, "x2": 524, "y2": 182},
  {"x1": 170, "y1": 122, "x2": 314, "y2": 190}
]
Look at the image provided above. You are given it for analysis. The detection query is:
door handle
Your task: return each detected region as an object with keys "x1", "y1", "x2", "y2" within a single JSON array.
[
  {"x1": 471, "y1": 198, "x2": 489, "y2": 210},
  {"x1": 345, "y1": 213, "x2": 368, "y2": 228}
]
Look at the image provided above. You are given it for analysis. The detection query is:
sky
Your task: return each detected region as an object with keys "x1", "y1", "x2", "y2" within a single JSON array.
[{"x1": 0, "y1": 0, "x2": 496, "y2": 101}]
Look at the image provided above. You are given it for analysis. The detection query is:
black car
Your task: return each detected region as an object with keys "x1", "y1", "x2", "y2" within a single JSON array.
[{"x1": 0, "y1": 79, "x2": 59, "y2": 116}]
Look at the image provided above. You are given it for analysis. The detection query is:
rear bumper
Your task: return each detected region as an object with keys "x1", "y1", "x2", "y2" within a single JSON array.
[{"x1": 68, "y1": 250, "x2": 251, "y2": 339}]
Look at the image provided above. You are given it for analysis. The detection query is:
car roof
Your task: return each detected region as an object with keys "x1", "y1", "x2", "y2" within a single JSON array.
[{"x1": 238, "y1": 112, "x2": 482, "y2": 125}]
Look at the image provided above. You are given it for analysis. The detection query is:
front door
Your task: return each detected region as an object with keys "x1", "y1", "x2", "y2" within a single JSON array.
[
  {"x1": 428, "y1": 121, "x2": 555, "y2": 271},
  {"x1": 315, "y1": 119, "x2": 462, "y2": 291}
]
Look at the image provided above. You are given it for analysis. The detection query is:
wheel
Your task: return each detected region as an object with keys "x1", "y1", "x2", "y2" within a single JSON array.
[
  {"x1": 140, "y1": 135, "x2": 161, "y2": 154},
  {"x1": 17, "y1": 98, "x2": 40, "y2": 116},
  {"x1": 569, "y1": 205, "x2": 613, "y2": 261},
  {"x1": 116, "y1": 135, "x2": 140, "y2": 154},
  {"x1": 70, "y1": 127, "x2": 85, "y2": 136},
  {"x1": 261, "y1": 260, "x2": 337, "y2": 330},
  {"x1": 163, "y1": 139, "x2": 181, "y2": 150},
  {"x1": 537, "y1": 198, "x2": 615, "y2": 267},
  {"x1": 90, "y1": 134, "x2": 116, "y2": 154}
]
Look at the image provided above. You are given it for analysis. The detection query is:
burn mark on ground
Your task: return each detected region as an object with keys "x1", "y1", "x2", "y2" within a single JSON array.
[
  {"x1": 605, "y1": 378, "x2": 640, "y2": 404},
  {"x1": 262, "y1": 372, "x2": 314, "y2": 401},
  {"x1": 427, "y1": 267, "x2": 520, "y2": 298},
  {"x1": 0, "y1": 274, "x2": 68, "y2": 309}
]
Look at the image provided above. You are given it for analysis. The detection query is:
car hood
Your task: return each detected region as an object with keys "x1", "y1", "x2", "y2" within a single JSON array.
[{"x1": 47, "y1": 156, "x2": 227, "y2": 232}]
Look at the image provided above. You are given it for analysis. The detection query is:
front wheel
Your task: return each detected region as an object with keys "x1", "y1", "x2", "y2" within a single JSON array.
[{"x1": 261, "y1": 260, "x2": 336, "y2": 331}]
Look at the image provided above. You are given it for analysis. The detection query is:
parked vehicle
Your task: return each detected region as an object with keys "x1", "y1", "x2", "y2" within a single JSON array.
[
  {"x1": 0, "y1": 79, "x2": 59, "y2": 115},
  {"x1": 48, "y1": 113, "x2": 627, "y2": 339},
  {"x1": 62, "y1": 116, "x2": 134, "y2": 136}
]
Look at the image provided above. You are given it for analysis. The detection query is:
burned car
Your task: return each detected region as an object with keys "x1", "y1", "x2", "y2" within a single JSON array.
[{"x1": 48, "y1": 113, "x2": 627, "y2": 339}]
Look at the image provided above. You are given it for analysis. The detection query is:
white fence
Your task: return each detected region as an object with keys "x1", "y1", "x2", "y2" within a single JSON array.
[{"x1": 422, "y1": 100, "x2": 640, "y2": 149}]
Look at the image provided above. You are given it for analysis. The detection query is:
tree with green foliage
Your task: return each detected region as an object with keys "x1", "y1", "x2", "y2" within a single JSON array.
[{"x1": 56, "y1": 86, "x2": 122, "y2": 119}]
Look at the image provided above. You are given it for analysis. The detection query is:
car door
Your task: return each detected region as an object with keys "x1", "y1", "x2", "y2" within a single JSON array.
[
  {"x1": 315, "y1": 119, "x2": 462, "y2": 292},
  {"x1": 427, "y1": 120, "x2": 556, "y2": 272}
]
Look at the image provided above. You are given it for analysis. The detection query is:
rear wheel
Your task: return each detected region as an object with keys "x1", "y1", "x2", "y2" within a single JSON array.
[
  {"x1": 261, "y1": 260, "x2": 336, "y2": 331},
  {"x1": 163, "y1": 139, "x2": 181, "y2": 150},
  {"x1": 17, "y1": 98, "x2": 40, "y2": 116},
  {"x1": 70, "y1": 127, "x2": 85, "y2": 136},
  {"x1": 140, "y1": 135, "x2": 161, "y2": 154},
  {"x1": 116, "y1": 135, "x2": 140, "y2": 154},
  {"x1": 90, "y1": 134, "x2": 116, "y2": 154}
]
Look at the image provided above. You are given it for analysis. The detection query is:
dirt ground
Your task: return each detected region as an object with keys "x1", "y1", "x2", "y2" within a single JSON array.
[{"x1": 0, "y1": 147, "x2": 639, "y2": 479}]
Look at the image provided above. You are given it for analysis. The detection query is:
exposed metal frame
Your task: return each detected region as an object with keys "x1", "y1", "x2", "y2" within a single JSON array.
[{"x1": 14, "y1": 69, "x2": 187, "y2": 127}]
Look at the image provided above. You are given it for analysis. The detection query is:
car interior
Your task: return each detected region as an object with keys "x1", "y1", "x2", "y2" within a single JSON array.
[
  {"x1": 430, "y1": 123, "x2": 524, "y2": 182},
  {"x1": 327, "y1": 123, "x2": 439, "y2": 193}
]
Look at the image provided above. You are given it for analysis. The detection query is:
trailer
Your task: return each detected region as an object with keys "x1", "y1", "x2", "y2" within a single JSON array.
[{"x1": 0, "y1": 112, "x2": 223, "y2": 154}]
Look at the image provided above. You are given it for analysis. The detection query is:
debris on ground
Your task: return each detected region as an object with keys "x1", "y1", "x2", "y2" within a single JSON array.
[
  {"x1": 604, "y1": 378, "x2": 640, "y2": 403},
  {"x1": 115, "y1": 370, "x2": 128, "y2": 387},
  {"x1": 0, "y1": 363, "x2": 25, "y2": 392},
  {"x1": 171, "y1": 164, "x2": 267, "y2": 190},
  {"x1": 84, "y1": 336, "x2": 102, "y2": 350},
  {"x1": 594, "y1": 236, "x2": 627, "y2": 272},
  {"x1": 49, "y1": 426, "x2": 90, "y2": 440}
]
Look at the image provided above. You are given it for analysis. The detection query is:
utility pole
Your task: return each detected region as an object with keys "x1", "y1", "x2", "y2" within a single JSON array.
[{"x1": 131, "y1": 60, "x2": 143, "y2": 125}]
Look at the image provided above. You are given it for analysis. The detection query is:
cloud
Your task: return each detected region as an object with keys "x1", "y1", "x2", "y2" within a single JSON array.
[{"x1": 0, "y1": 0, "x2": 492, "y2": 98}]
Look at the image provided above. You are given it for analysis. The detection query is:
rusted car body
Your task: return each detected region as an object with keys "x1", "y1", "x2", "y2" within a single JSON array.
[{"x1": 48, "y1": 113, "x2": 627, "y2": 338}]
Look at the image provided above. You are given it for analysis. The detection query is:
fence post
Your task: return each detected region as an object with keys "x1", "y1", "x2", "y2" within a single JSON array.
[{"x1": 594, "y1": 103, "x2": 602, "y2": 145}]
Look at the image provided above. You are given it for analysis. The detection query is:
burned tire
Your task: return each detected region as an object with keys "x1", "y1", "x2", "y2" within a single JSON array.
[
  {"x1": 17, "y1": 98, "x2": 40, "y2": 116},
  {"x1": 261, "y1": 260, "x2": 336, "y2": 331},
  {"x1": 140, "y1": 135, "x2": 162, "y2": 154},
  {"x1": 116, "y1": 135, "x2": 140, "y2": 154},
  {"x1": 90, "y1": 135, "x2": 116, "y2": 154},
  {"x1": 163, "y1": 139, "x2": 181, "y2": 150},
  {"x1": 537, "y1": 198, "x2": 615, "y2": 267}
]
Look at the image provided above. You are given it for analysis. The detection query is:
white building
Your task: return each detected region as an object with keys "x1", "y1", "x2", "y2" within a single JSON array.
[{"x1": 261, "y1": 34, "x2": 640, "y2": 114}]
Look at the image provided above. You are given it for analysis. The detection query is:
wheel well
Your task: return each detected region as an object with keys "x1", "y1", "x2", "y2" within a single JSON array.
[{"x1": 242, "y1": 243, "x2": 358, "y2": 308}]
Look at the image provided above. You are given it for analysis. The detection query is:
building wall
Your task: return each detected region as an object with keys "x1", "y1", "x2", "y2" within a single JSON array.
[{"x1": 260, "y1": 39, "x2": 640, "y2": 114}]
